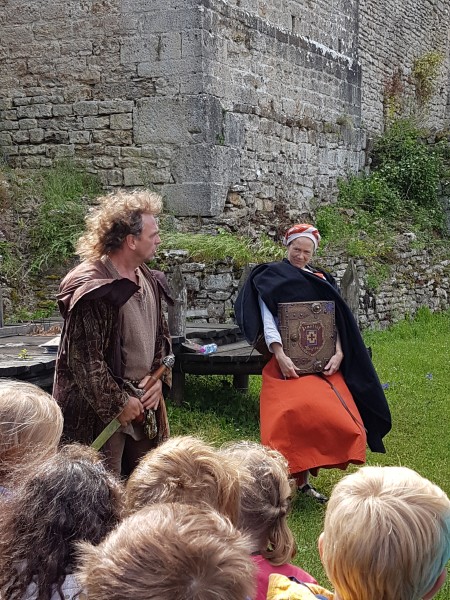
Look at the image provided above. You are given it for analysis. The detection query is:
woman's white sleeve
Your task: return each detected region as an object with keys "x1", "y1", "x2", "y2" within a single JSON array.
[{"x1": 258, "y1": 296, "x2": 282, "y2": 352}]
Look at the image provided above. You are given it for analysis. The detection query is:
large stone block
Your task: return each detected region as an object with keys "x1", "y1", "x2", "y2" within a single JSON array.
[
  {"x1": 98, "y1": 100, "x2": 134, "y2": 114},
  {"x1": 73, "y1": 101, "x2": 99, "y2": 116},
  {"x1": 134, "y1": 95, "x2": 223, "y2": 145},
  {"x1": 162, "y1": 182, "x2": 229, "y2": 217},
  {"x1": 16, "y1": 104, "x2": 53, "y2": 119},
  {"x1": 120, "y1": 35, "x2": 159, "y2": 64},
  {"x1": 110, "y1": 113, "x2": 132, "y2": 130}
]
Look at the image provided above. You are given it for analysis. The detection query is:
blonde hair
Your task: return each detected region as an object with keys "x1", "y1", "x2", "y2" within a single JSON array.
[
  {"x1": 125, "y1": 435, "x2": 243, "y2": 525},
  {"x1": 321, "y1": 466, "x2": 450, "y2": 600},
  {"x1": 221, "y1": 441, "x2": 296, "y2": 565},
  {"x1": 76, "y1": 189, "x2": 163, "y2": 261},
  {"x1": 0, "y1": 380, "x2": 63, "y2": 481},
  {"x1": 77, "y1": 503, "x2": 256, "y2": 600}
]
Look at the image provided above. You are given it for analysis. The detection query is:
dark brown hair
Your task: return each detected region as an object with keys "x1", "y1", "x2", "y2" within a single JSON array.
[{"x1": 0, "y1": 444, "x2": 123, "y2": 600}]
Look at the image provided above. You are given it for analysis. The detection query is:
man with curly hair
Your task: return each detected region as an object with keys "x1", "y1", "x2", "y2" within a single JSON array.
[{"x1": 53, "y1": 189, "x2": 173, "y2": 476}]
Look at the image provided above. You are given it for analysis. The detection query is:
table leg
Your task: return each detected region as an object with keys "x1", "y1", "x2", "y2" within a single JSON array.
[
  {"x1": 170, "y1": 371, "x2": 186, "y2": 406},
  {"x1": 232, "y1": 373, "x2": 249, "y2": 392}
]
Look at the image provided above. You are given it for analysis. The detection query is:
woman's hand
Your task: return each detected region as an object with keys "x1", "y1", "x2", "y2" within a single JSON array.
[
  {"x1": 323, "y1": 350, "x2": 343, "y2": 376},
  {"x1": 323, "y1": 331, "x2": 344, "y2": 376},
  {"x1": 272, "y1": 343, "x2": 300, "y2": 379}
]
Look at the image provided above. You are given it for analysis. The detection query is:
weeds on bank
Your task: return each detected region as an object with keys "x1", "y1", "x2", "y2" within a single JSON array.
[
  {"x1": 167, "y1": 308, "x2": 449, "y2": 599},
  {"x1": 0, "y1": 162, "x2": 101, "y2": 319},
  {"x1": 1, "y1": 161, "x2": 101, "y2": 275},
  {"x1": 314, "y1": 119, "x2": 449, "y2": 290},
  {"x1": 160, "y1": 230, "x2": 284, "y2": 267},
  {"x1": 28, "y1": 161, "x2": 102, "y2": 272}
]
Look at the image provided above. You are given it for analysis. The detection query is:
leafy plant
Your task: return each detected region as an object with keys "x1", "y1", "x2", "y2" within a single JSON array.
[
  {"x1": 159, "y1": 230, "x2": 285, "y2": 267},
  {"x1": 412, "y1": 51, "x2": 444, "y2": 105},
  {"x1": 316, "y1": 118, "x2": 449, "y2": 270},
  {"x1": 0, "y1": 240, "x2": 21, "y2": 282}
]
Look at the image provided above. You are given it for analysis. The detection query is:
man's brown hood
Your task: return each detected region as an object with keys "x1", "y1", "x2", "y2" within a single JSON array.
[{"x1": 57, "y1": 260, "x2": 173, "y2": 319}]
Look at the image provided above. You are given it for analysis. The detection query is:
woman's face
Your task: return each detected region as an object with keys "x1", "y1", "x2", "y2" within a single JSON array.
[{"x1": 287, "y1": 237, "x2": 315, "y2": 269}]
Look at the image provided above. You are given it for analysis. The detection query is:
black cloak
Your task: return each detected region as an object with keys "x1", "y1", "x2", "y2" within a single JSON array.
[{"x1": 234, "y1": 259, "x2": 392, "y2": 453}]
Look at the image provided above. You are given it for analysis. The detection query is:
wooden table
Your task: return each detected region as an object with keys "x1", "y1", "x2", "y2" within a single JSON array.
[
  {"x1": 0, "y1": 323, "x2": 61, "y2": 389},
  {"x1": 0, "y1": 322, "x2": 268, "y2": 401},
  {"x1": 171, "y1": 334, "x2": 267, "y2": 405}
]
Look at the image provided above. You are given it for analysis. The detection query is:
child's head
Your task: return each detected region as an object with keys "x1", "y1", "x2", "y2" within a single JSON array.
[
  {"x1": 125, "y1": 435, "x2": 243, "y2": 525},
  {"x1": 220, "y1": 441, "x2": 296, "y2": 565},
  {"x1": 0, "y1": 444, "x2": 123, "y2": 600},
  {"x1": 320, "y1": 466, "x2": 450, "y2": 600},
  {"x1": 0, "y1": 379, "x2": 63, "y2": 480},
  {"x1": 77, "y1": 502, "x2": 256, "y2": 600}
]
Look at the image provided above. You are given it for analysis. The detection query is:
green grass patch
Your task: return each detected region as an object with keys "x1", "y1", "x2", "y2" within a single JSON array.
[
  {"x1": 28, "y1": 161, "x2": 102, "y2": 272},
  {"x1": 159, "y1": 230, "x2": 285, "y2": 267},
  {"x1": 167, "y1": 308, "x2": 450, "y2": 598}
]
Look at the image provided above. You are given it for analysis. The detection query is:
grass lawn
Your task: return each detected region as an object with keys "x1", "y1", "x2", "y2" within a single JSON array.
[{"x1": 167, "y1": 308, "x2": 450, "y2": 599}]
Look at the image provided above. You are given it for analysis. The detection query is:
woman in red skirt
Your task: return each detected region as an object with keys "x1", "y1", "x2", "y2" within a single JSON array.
[{"x1": 235, "y1": 224, "x2": 391, "y2": 502}]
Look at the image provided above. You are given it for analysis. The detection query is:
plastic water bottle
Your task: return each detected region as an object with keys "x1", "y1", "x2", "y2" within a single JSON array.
[{"x1": 199, "y1": 343, "x2": 218, "y2": 354}]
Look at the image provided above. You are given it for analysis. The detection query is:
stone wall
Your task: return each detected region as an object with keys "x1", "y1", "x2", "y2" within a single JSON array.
[
  {"x1": 358, "y1": 0, "x2": 450, "y2": 133},
  {"x1": 1, "y1": 236, "x2": 448, "y2": 330},
  {"x1": 159, "y1": 239, "x2": 449, "y2": 329},
  {"x1": 1, "y1": 0, "x2": 448, "y2": 223},
  {"x1": 201, "y1": 0, "x2": 364, "y2": 226}
]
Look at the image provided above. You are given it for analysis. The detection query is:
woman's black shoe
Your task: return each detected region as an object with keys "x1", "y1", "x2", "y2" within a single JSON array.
[{"x1": 298, "y1": 483, "x2": 328, "y2": 504}]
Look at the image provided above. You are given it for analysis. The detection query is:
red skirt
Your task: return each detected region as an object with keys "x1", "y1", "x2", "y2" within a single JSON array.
[{"x1": 260, "y1": 356, "x2": 366, "y2": 475}]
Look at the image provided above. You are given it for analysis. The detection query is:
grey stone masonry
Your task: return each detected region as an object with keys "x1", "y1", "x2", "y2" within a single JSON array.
[
  {"x1": 157, "y1": 239, "x2": 449, "y2": 328},
  {"x1": 0, "y1": 0, "x2": 449, "y2": 220}
]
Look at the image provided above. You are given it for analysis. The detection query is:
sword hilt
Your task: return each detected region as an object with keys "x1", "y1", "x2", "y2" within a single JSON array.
[{"x1": 142, "y1": 354, "x2": 175, "y2": 392}]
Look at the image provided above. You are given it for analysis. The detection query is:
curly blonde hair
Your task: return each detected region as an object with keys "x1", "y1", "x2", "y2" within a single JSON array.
[
  {"x1": 125, "y1": 436, "x2": 244, "y2": 526},
  {"x1": 76, "y1": 189, "x2": 163, "y2": 261},
  {"x1": 220, "y1": 440, "x2": 297, "y2": 566}
]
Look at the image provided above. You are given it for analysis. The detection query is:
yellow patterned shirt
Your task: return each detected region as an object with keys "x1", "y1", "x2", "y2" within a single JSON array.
[{"x1": 267, "y1": 574, "x2": 334, "y2": 600}]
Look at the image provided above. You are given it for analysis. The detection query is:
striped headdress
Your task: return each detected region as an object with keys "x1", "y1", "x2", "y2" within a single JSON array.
[{"x1": 283, "y1": 223, "x2": 321, "y2": 249}]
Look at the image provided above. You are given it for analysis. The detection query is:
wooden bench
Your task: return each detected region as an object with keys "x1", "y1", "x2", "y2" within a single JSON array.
[
  {"x1": 171, "y1": 337, "x2": 267, "y2": 405},
  {"x1": 0, "y1": 321, "x2": 266, "y2": 403}
]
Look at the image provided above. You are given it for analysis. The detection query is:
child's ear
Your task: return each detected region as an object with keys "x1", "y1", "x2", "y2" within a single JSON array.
[
  {"x1": 423, "y1": 570, "x2": 447, "y2": 600},
  {"x1": 317, "y1": 532, "x2": 324, "y2": 559}
]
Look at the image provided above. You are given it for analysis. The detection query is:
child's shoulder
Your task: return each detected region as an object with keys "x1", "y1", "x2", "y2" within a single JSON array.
[{"x1": 267, "y1": 574, "x2": 334, "y2": 600}]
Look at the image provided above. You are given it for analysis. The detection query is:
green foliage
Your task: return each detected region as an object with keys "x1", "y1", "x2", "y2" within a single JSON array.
[
  {"x1": 0, "y1": 162, "x2": 101, "y2": 320},
  {"x1": 375, "y1": 121, "x2": 445, "y2": 219},
  {"x1": 5, "y1": 301, "x2": 58, "y2": 324},
  {"x1": 28, "y1": 161, "x2": 102, "y2": 272},
  {"x1": 412, "y1": 51, "x2": 444, "y2": 105},
  {"x1": 316, "y1": 118, "x2": 449, "y2": 281},
  {"x1": 168, "y1": 309, "x2": 450, "y2": 599},
  {"x1": 383, "y1": 67, "x2": 404, "y2": 122},
  {"x1": 160, "y1": 230, "x2": 285, "y2": 267},
  {"x1": 0, "y1": 240, "x2": 21, "y2": 281},
  {"x1": 338, "y1": 172, "x2": 403, "y2": 217}
]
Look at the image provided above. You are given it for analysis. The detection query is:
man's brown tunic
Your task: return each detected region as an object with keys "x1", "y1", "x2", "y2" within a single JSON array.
[{"x1": 53, "y1": 259, "x2": 173, "y2": 446}]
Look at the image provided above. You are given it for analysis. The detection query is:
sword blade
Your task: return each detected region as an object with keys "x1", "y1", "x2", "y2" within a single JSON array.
[{"x1": 91, "y1": 418, "x2": 122, "y2": 451}]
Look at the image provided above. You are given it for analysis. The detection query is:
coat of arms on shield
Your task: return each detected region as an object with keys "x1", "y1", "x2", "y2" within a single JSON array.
[{"x1": 278, "y1": 301, "x2": 337, "y2": 374}]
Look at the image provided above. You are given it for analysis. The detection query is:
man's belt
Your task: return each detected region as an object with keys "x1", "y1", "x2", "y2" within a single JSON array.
[{"x1": 91, "y1": 354, "x2": 175, "y2": 451}]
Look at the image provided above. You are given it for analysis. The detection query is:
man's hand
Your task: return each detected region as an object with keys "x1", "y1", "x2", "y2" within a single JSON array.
[
  {"x1": 117, "y1": 396, "x2": 144, "y2": 426},
  {"x1": 138, "y1": 376, "x2": 163, "y2": 410}
]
